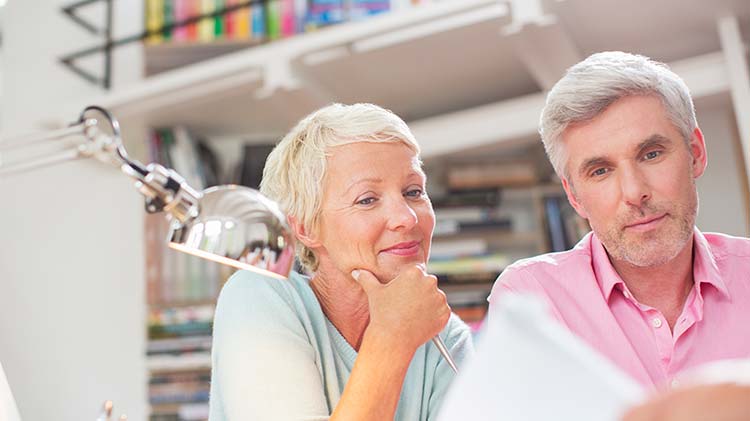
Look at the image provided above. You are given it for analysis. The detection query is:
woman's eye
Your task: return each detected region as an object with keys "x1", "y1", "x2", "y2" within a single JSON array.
[
  {"x1": 644, "y1": 150, "x2": 661, "y2": 160},
  {"x1": 356, "y1": 197, "x2": 376, "y2": 205},
  {"x1": 405, "y1": 188, "x2": 424, "y2": 198}
]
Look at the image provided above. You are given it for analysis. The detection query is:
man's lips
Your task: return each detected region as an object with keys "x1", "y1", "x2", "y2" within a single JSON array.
[
  {"x1": 381, "y1": 241, "x2": 421, "y2": 256},
  {"x1": 624, "y1": 213, "x2": 667, "y2": 231}
]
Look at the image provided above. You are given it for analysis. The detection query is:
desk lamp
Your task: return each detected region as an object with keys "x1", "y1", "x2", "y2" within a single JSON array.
[{"x1": 0, "y1": 105, "x2": 458, "y2": 376}]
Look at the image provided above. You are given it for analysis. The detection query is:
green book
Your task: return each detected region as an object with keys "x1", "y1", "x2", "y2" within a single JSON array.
[
  {"x1": 214, "y1": 0, "x2": 225, "y2": 37},
  {"x1": 162, "y1": 0, "x2": 173, "y2": 40},
  {"x1": 266, "y1": 0, "x2": 281, "y2": 40}
]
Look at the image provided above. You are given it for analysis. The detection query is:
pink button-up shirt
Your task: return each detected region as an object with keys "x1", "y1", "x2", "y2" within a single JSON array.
[{"x1": 488, "y1": 228, "x2": 750, "y2": 389}]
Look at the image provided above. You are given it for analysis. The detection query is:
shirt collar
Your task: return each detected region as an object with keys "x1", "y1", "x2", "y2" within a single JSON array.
[
  {"x1": 692, "y1": 227, "x2": 731, "y2": 300},
  {"x1": 590, "y1": 233, "x2": 625, "y2": 302},
  {"x1": 590, "y1": 227, "x2": 730, "y2": 302}
]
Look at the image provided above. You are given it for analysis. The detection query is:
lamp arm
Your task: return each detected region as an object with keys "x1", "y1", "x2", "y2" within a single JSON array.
[{"x1": 0, "y1": 105, "x2": 202, "y2": 225}]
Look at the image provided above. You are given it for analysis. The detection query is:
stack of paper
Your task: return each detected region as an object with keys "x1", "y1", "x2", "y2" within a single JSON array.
[{"x1": 438, "y1": 294, "x2": 644, "y2": 421}]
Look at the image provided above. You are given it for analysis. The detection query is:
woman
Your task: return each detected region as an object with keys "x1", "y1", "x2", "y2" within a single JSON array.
[{"x1": 208, "y1": 103, "x2": 473, "y2": 420}]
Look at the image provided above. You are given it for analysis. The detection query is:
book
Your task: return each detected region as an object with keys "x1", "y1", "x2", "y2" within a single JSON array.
[
  {"x1": 163, "y1": 0, "x2": 174, "y2": 40},
  {"x1": 308, "y1": 0, "x2": 345, "y2": 28},
  {"x1": 213, "y1": 0, "x2": 225, "y2": 38},
  {"x1": 266, "y1": 0, "x2": 282, "y2": 40},
  {"x1": 430, "y1": 238, "x2": 488, "y2": 260},
  {"x1": 146, "y1": 0, "x2": 165, "y2": 44},
  {"x1": 544, "y1": 196, "x2": 567, "y2": 252},
  {"x1": 172, "y1": 0, "x2": 191, "y2": 41},
  {"x1": 229, "y1": 0, "x2": 251, "y2": 39},
  {"x1": 198, "y1": 0, "x2": 216, "y2": 41},
  {"x1": 441, "y1": 282, "x2": 493, "y2": 307},
  {"x1": 251, "y1": 1, "x2": 266, "y2": 40},
  {"x1": 350, "y1": 0, "x2": 390, "y2": 20},
  {"x1": 427, "y1": 253, "x2": 510, "y2": 277},
  {"x1": 280, "y1": 0, "x2": 296, "y2": 37},
  {"x1": 432, "y1": 188, "x2": 501, "y2": 208},
  {"x1": 447, "y1": 161, "x2": 539, "y2": 189},
  {"x1": 238, "y1": 143, "x2": 275, "y2": 188}
]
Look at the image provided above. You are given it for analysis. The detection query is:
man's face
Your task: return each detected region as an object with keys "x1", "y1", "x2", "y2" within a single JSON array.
[{"x1": 561, "y1": 95, "x2": 707, "y2": 267}]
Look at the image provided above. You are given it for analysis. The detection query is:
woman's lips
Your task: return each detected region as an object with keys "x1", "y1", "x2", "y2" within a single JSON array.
[{"x1": 381, "y1": 241, "x2": 421, "y2": 256}]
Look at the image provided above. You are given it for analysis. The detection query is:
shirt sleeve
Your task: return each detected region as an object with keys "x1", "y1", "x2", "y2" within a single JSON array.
[
  {"x1": 209, "y1": 271, "x2": 329, "y2": 421},
  {"x1": 427, "y1": 315, "x2": 475, "y2": 419},
  {"x1": 487, "y1": 264, "x2": 566, "y2": 326}
]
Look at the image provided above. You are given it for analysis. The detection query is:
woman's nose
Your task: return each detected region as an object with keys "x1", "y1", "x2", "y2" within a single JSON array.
[{"x1": 387, "y1": 198, "x2": 418, "y2": 231}]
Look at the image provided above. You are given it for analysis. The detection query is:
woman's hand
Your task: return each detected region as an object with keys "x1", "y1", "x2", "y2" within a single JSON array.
[{"x1": 353, "y1": 265, "x2": 451, "y2": 353}]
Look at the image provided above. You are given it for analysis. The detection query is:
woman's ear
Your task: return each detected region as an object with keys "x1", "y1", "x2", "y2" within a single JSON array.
[{"x1": 288, "y1": 215, "x2": 322, "y2": 249}]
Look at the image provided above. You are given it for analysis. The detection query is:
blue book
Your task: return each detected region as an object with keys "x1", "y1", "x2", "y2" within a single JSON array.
[
  {"x1": 350, "y1": 0, "x2": 390, "y2": 20},
  {"x1": 308, "y1": 0, "x2": 345, "y2": 27},
  {"x1": 544, "y1": 197, "x2": 567, "y2": 252},
  {"x1": 252, "y1": 2, "x2": 266, "y2": 40}
]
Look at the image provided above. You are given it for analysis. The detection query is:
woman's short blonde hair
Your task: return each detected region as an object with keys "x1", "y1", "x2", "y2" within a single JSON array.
[{"x1": 260, "y1": 103, "x2": 421, "y2": 272}]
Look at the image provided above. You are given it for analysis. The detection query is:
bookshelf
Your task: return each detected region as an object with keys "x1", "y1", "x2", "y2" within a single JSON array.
[{"x1": 424, "y1": 148, "x2": 588, "y2": 332}]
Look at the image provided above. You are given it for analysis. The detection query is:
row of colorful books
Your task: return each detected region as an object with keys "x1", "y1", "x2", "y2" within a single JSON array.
[
  {"x1": 145, "y1": 0, "x2": 435, "y2": 45},
  {"x1": 148, "y1": 306, "x2": 215, "y2": 420}
]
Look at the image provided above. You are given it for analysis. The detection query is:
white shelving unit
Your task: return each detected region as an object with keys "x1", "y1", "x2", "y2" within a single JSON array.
[{"x1": 69, "y1": 0, "x2": 748, "y2": 164}]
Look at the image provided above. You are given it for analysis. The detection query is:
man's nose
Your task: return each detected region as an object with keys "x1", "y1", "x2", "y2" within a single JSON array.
[{"x1": 619, "y1": 166, "x2": 651, "y2": 207}]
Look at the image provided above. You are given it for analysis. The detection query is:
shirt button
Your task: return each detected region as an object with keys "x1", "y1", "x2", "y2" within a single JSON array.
[{"x1": 652, "y1": 318, "x2": 663, "y2": 328}]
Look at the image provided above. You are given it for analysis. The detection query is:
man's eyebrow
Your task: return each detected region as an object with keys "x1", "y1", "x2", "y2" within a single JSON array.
[
  {"x1": 578, "y1": 156, "x2": 612, "y2": 177},
  {"x1": 635, "y1": 134, "x2": 672, "y2": 154}
]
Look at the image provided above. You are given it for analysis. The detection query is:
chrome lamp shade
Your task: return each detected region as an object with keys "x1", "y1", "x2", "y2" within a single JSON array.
[{"x1": 168, "y1": 185, "x2": 296, "y2": 280}]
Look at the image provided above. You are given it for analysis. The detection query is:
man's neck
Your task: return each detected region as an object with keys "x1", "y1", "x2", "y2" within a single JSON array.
[{"x1": 609, "y1": 236, "x2": 695, "y2": 330}]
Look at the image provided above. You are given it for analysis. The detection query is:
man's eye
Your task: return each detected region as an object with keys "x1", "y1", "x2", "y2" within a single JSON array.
[
  {"x1": 645, "y1": 151, "x2": 661, "y2": 160},
  {"x1": 591, "y1": 168, "x2": 608, "y2": 177}
]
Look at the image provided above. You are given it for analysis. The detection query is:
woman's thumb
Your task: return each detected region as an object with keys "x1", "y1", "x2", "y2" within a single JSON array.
[{"x1": 351, "y1": 269, "x2": 380, "y2": 294}]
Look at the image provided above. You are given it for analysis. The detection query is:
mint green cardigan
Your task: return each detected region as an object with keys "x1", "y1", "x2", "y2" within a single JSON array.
[{"x1": 209, "y1": 270, "x2": 473, "y2": 420}]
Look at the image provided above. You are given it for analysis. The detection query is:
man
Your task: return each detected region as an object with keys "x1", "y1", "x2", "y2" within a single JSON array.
[{"x1": 488, "y1": 51, "x2": 750, "y2": 389}]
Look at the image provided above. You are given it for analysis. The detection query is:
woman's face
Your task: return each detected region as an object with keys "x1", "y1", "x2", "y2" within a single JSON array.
[{"x1": 312, "y1": 141, "x2": 435, "y2": 283}]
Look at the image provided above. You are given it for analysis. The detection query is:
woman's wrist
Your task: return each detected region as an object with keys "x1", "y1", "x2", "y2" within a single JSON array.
[{"x1": 362, "y1": 322, "x2": 420, "y2": 361}]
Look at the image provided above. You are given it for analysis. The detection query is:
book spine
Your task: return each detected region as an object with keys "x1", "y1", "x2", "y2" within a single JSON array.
[
  {"x1": 266, "y1": 0, "x2": 281, "y2": 40},
  {"x1": 233, "y1": 0, "x2": 251, "y2": 39},
  {"x1": 224, "y1": 0, "x2": 236, "y2": 38},
  {"x1": 163, "y1": 0, "x2": 174, "y2": 40},
  {"x1": 280, "y1": 0, "x2": 296, "y2": 37},
  {"x1": 146, "y1": 0, "x2": 165, "y2": 44},
  {"x1": 251, "y1": 2, "x2": 266, "y2": 40},
  {"x1": 198, "y1": 0, "x2": 215, "y2": 41},
  {"x1": 172, "y1": 0, "x2": 189, "y2": 40},
  {"x1": 214, "y1": 0, "x2": 226, "y2": 38}
]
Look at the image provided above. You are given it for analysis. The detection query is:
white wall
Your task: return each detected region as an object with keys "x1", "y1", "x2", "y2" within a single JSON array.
[
  {"x1": 695, "y1": 101, "x2": 749, "y2": 236},
  {"x1": 0, "y1": 1, "x2": 147, "y2": 420}
]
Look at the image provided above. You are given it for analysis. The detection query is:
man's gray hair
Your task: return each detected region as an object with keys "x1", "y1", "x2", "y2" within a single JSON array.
[{"x1": 539, "y1": 51, "x2": 697, "y2": 179}]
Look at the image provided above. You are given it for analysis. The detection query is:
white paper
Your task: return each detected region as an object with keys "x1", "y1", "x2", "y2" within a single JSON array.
[
  {"x1": 438, "y1": 294, "x2": 644, "y2": 421},
  {"x1": 0, "y1": 361, "x2": 21, "y2": 421}
]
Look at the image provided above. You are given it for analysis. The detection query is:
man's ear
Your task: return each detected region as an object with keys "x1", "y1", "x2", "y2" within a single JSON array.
[
  {"x1": 689, "y1": 127, "x2": 708, "y2": 179},
  {"x1": 288, "y1": 215, "x2": 322, "y2": 249},
  {"x1": 562, "y1": 177, "x2": 589, "y2": 219}
]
